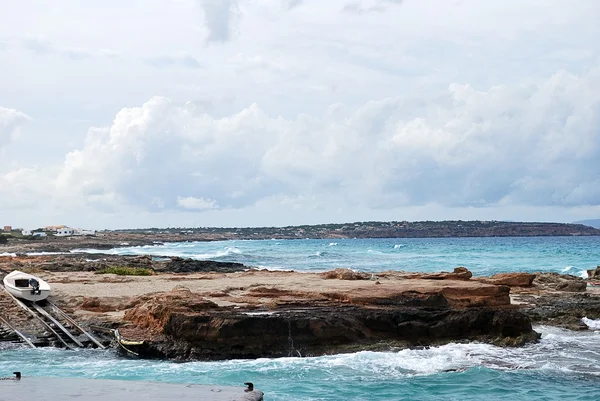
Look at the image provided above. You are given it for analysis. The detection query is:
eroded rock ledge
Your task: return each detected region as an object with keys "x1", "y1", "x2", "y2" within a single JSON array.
[
  {"x1": 80, "y1": 267, "x2": 539, "y2": 360},
  {"x1": 120, "y1": 288, "x2": 536, "y2": 360},
  {"x1": 3, "y1": 257, "x2": 597, "y2": 361}
]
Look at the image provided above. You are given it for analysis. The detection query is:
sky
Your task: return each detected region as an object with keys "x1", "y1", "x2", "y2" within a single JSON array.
[{"x1": 1, "y1": 0, "x2": 600, "y2": 229}]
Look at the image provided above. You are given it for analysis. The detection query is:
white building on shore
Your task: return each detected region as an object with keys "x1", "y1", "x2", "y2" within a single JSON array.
[{"x1": 55, "y1": 227, "x2": 75, "y2": 237}]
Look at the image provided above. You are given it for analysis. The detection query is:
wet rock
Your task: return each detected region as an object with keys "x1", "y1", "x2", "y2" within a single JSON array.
[
  {"x1": 587, "y1": 266, "x2": 600, "y2": 280},
  {"x1": 518, "y1": 293, "x2": 600, "y2": 330},
  {"x1": 119, "y1": 289, "x2": 537, "y2": 361},
  {"x1": 160, "y1": 257, "x2": 246, "y2": 273},
  {"x1": 533, "y1": 272, "x2": 587, "y2": 292}
]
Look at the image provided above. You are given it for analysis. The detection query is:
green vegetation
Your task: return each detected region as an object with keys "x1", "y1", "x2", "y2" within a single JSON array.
[
  {"x1": 0, "y1": 234, "x2": 8, "y2": 244},
  {"x1": 95, "y1": 266, "x2": 153, "y2": 276}
]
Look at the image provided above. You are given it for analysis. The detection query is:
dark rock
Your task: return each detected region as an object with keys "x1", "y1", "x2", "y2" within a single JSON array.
[
  {"x1": 122, "y1": 293, "x2": 538, "y2": 360},
  {"x1": 587, "y1": 266, "x2": 600, "y2": 280},
  {"x1": 533, "y1": 272, "x2": 587, "y2": 292},
  {"x1": 519, "y1": 292, "x2": 600, "y2": 329},
  {"x1": 161, "y1": 257, "x2": 247, "y2": 273}
]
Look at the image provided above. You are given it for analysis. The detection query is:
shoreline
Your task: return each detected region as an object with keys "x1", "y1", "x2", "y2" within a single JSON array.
[
  {"x1": 1, "y1": 228, "x2": 600, "y2": 255},
  {"x1": 1, "y1": 251, "x2": 599, "y2": 360}
]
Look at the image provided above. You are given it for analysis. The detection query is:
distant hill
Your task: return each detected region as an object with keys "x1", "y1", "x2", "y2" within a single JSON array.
[
  {"x1": 114, "y1": 220, "x2": 600, "y2": 240},
  {"x1": 574, "y1": 219, "x2": 600, "y2": 229}
]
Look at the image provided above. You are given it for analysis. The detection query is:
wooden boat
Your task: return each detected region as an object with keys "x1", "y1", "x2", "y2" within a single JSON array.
[
  {"x1": 112, "y1": 329, "x2": 145, "y2": 356},
  {"x1": 2, "y1": 271, "x2": 51, "y2": 302}
]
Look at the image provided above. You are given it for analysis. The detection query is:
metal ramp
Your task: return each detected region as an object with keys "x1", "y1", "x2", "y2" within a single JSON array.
[{"x1": 1, "y1": 283, "x2": 106, "y2": 349}]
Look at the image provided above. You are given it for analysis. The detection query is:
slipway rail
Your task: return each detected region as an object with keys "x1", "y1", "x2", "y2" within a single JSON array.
[
  {"x1": 46, "y1": 300, "x2": 105, "y2": 349},
  {"x1": 30, "y1": 302, "x2": 84, "y2": 348},
  {"x1": 1, "y1": 284, "x2": 73, "y2": 349},
  {"x1": 0, "y1": 315, "x2": 36, "y2": 348},
  {"x1": 1, "y1": 282, "x2": 105, "y2": 349}
]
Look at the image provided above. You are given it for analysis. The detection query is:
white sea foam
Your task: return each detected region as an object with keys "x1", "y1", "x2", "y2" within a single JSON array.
[
  {"x1": 393, "y1": 244, "x2": 404, "y2": 249},
  {"x1": 582, "y1": 317, "x2": 600, "y2": 330},
  {"x1": 562, "y1": 265, "x2": 573, "y2": 272},
  {"x1": 73, "y1": 244, "x2": 243, "y2": 261},
  {"x1": 328, "y1": 242, "x2": 338, "y2": 246},
  {"x1": 579, "y1": 270, "x2": 589, "y2": 279},
  {"x1": 0, "y1": 252, "x2": 16, "y2": 257}
]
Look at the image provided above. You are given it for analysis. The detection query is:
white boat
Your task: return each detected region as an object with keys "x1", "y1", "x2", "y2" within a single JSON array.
[{"x1": 2, "y1": 270, "x2": 51, "y2": 302}]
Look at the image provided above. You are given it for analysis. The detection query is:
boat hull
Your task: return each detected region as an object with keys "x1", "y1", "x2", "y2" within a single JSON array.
[
  {"x1": 2, "y1": 270, "x2": 51, "y2": 302},
  {"x1": 4, "y1": 286, "x2": 51, "y2": 302}
]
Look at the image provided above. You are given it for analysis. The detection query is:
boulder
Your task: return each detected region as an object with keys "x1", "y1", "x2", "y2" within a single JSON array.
[
  {"x1": 321, "y1": 268, "x2": 370, "y2": 280},
  {"x1": 587, "y1": 266, "x2": 600, "y2": 280},
  {"x1": 533, "y1": 272, "x2": 587, "y2": 292},
  {"x1": 477, "y1": 273, "x2": 536, "y2": 287},
  {"x1": 405, "y1": 267, "x2": 473, "y2": 281},
  {"x1": 162, "y1": 257, "x2": 247, "y2": 273}
]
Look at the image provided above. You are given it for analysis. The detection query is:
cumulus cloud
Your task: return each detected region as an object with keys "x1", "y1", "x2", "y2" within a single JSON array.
[
  {"x1": 177, "y1": 196, "x2": 219, "y2": 210},
  {"x1": 43, "y1": 69, "x2": 600, "y2": 216},
  {"x1": 197, "y1": 0, "x2": 240, "y2": 43},
  {"x1": 0, "y1": 168, "x2": 52, "y2": 209},
  {"x1": 0, "y1": 106, "x2": 30, "y2": 149}
]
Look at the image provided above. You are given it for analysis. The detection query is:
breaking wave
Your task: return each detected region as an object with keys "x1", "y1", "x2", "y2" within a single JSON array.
[{"x1": 582, "y1": 317, "x2": 600, "y2": 330}]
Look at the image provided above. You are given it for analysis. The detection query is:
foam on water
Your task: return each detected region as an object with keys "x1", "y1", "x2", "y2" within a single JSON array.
[
  {"x1": 2, "y1": 326, "x2": 600, "y2": 400},
  {"x1": 582, "y1": 317, "x2": 600, "y2": 330},
  {"x1": 72, "y1": 236, "x2": 600, "y2": 275}
]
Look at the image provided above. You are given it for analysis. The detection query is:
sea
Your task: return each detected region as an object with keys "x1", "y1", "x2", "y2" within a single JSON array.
[{"x1": 2, "y1": 236, "x2": 600, "y2": 400}]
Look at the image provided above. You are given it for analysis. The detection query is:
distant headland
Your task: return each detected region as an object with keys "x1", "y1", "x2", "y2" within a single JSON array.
[{"x1": 1, "y1": 220, "x2": 600, "y2": 254}]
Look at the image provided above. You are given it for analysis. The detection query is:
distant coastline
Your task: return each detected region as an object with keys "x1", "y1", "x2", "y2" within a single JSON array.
[{"x1": 1, "y1": 220, "x2": 600, "y2": 254}]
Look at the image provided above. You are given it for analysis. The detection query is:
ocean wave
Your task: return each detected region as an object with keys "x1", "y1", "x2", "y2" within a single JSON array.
[
  {"x1": 582, "y1": 317, "x2": 600, "y2": 330},
  {"x1": 562, "y1": 265, "x2": 573, "y2": 272},
  {"x1": 73, "y1": 244, "x2": 244, "y2": 261},
  {"x1": 393, "y1": 244, "x2": 404, "y2": 249},
  {"x1": 329, "y1": 242, "x2": 338, "y2": 246}
]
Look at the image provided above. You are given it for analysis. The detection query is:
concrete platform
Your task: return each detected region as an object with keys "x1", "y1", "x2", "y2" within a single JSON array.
[{"x1": 0, "y1": 376, "x2": 264, "y2": 400}]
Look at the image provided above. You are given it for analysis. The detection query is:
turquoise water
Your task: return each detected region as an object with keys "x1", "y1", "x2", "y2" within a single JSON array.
[
  {"x1": 1, "y1": 326, "x2": 600, "y2": 400},
  {"x1": 77, "y1": 236, "x2": 600, "y2": 276},
  {"x1": 4, "y1": 237, "x2": 600, "y2": 399}
]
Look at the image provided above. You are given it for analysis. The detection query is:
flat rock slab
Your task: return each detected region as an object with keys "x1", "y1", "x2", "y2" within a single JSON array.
[{"x1": 0, "y1": 377, "x2": 263, "y2": 401}]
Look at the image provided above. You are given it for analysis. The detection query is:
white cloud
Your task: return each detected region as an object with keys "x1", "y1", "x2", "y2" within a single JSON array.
[
  {"x1": 30, "y1": 68, "x2": 596, "y2": 220},
  {"x1": 282, "y1": 0, "x2": 303, "y2": 11},
  {"x1": 0, "y1": 168, "x2": 52, "y2": 209},
  {"x1": 342, "y1": 0, "x2": 403, "y2": 14},
  {"x1": 1, "y1": 0, "x2": 600, "y2": 227},
  {"x1": 197, "y1": 0, "x2": 240, "y2": 43},
  {"x1": 145, "y1": 53, "x2": 202, "y2": 69},
  {"x1": 177, "y1": 196, "x2": 218, "y2": 210},
  {"x1": 0, "y1": 106, "x2": 30, "y2": 149}
]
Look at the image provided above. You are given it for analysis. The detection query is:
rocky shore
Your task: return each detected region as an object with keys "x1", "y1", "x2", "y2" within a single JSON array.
[{"x1": 2, "y1": 252, "x2": 599, "y2": 361}]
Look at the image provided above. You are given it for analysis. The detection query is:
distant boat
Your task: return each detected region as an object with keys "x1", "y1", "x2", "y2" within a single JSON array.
[{"x1": 2, "y1": 271, "x2": 51, "y2": 302}]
